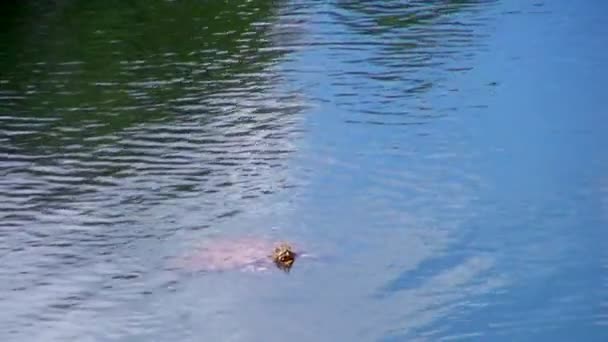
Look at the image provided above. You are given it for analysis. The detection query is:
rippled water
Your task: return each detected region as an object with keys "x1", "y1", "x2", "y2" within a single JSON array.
[{"x1": 1, "y1": 0, "x2": 607, "y2": 341}]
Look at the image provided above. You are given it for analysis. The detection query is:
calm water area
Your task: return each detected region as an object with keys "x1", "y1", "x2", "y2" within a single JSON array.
[{"x1": 1, "y1": 0, "x2": 607, "y2": 341}]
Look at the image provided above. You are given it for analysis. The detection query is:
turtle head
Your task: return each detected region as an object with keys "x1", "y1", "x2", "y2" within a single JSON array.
[{"x1": 272, "y1": 243, "x2": 297, "y2": 272}]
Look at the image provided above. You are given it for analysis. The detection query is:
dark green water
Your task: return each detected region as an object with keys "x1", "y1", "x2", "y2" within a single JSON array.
[{"x1": 1, "y1": 0, "x2": 607, "y2": 341}]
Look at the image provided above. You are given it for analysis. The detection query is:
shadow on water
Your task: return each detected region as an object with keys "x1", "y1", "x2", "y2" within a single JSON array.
[
  {"x1": 0, "y1": 0, "x2": 307, "y2": 215},
  {"x1": 0, "y1": 0, "x2": 289, "y2": 144}
]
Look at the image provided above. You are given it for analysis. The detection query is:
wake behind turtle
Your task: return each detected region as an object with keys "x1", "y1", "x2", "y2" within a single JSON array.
[{"x1": 173, "y1": 236, "x2": 307, "y2": 273}]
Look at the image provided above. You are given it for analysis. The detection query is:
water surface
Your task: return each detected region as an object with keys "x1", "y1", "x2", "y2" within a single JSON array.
[{"x1": 1, "y1": 0, "x2": 607, "y2": 341}]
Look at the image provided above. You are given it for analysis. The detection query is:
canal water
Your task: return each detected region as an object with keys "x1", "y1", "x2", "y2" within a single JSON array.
[{"x1": 1, "y1": 0, "x2": 606, "y2": 341}]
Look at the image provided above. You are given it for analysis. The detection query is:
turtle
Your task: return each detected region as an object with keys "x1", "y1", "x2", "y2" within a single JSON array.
[
  {"x1": 271, "y1": 242, "x2": 297, "y2": 271},
  {"x1": 172, "y1": 236, "x2": 309, "y2": 273}
]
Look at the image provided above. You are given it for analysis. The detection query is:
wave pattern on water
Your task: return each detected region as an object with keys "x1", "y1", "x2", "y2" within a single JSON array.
[
  {"x1": 0, "y1": 1, "x2": 311, "y2": 340},
  {"x1": 1, "y1": 0, "x2": 607, "y2": 341},
  {"x1": 278, "y1": 0, "x2": 498, "y2": 128}
]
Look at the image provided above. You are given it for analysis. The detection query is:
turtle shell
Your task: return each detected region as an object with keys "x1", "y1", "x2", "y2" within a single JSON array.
[{"x1": 173, "y1": 237, "x2": 301, "y2": 273}]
